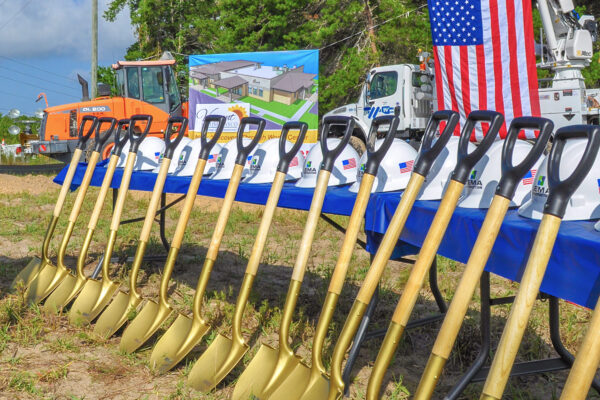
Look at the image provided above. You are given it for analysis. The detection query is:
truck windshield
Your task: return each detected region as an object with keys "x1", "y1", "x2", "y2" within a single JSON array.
[
  {"x1": 369, "y1": 71, "x2": 398, "y2": 100},
  {"x1": 141, "y1": 66, "x2": 165, "y2": 104}
]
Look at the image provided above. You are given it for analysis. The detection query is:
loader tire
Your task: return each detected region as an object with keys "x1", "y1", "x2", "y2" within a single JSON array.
[{"x1": 85, "y1": 135, "x2": 115, "y2": 161}]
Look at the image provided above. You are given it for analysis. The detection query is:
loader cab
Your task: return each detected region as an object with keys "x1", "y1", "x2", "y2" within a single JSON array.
[{"x1": 113, "y1": 60, "x2": 182, "y2": 116}]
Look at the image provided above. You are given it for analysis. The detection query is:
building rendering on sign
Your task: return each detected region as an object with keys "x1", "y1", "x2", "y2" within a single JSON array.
[{"x1": 190, "y1": 60, "x2": 316, "y2": 105}]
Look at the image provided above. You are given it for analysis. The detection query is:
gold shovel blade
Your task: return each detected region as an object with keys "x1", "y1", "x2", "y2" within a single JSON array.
[
  {"x1": 93, "y1": 291, "x2": 141, "y2": 339},
  {"x1": 10, "y1": 257, "x2": 44, "y2": 291},
  {"x1": 119, "y1": 299, "x2": 173, "y2": 353},
  {"x1": 68, "y1": 279, "x2": 119, "y2": 325},
  {"x1": 25, "y1": 264, "x2": 68, "y2": 304},
  {"x1": 268, "y1": 363, "x2": 329, "y2": 400},
  {"x1": 150, "y1": 313, "x2": 210, "y2": 374},
  {"x1": 42, "y1": 273, "x2": 85, "y2": 313},
  {"x1": 187, "y1": 332, "x2": 249, "y2": 392},
  {"x1": 231, "y1": 344, "x2": 301, "y2": 400}
]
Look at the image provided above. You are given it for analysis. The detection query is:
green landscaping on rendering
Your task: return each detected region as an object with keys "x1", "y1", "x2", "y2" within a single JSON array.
[{"x1": 238, "y1": 96, "x2": 306, "y2": 119}]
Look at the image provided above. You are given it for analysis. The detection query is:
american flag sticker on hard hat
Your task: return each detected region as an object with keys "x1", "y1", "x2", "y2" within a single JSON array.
[
  {"x1": 522, "y1": 169, "x2": 536, "y2": 185},
  {"x1": 399, "y1": 160, "x2": 414, "y2": 173},
  {"x1": 289, "y1": 156, "x2": 298, "y2": 167},
  {"x1": 208, "y1": 153, "x2": 217, "y2": 163},
  {"x1": 342, "y1": 158, "x2": 356, "y2": 170}
]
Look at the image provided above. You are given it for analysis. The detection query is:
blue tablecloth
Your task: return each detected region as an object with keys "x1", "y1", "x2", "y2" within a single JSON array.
[{"x1": 54, "y1": 163, "x2": 600, "y2": 309}]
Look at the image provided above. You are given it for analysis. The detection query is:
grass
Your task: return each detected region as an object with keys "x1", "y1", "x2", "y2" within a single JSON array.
[
  {"x1": 262, "y1": 113, "x2": 286, "y2": 126},
  {"x1": 299, "y1": 109, "x2": 318, "y2": 128},
  {"x1": 0, "y1": 175, "x2": 598, "y2": 399},
  {"x1": 238, "y1": 96, "x2": 306, "y2": 118}
]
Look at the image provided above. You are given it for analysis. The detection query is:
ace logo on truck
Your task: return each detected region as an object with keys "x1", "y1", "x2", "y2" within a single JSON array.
[{"x1": 364, "y1": 106, "x2": 394, "y2": 119}]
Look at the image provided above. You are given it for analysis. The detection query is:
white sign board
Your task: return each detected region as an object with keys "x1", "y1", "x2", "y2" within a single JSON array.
[{"x1": 194, "y1": 103, "x2": 251, "y2": 133}]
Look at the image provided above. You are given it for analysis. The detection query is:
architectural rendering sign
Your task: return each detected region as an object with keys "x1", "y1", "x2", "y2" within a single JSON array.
[{"x1": 189, "y1": 50, "x2": 319, "y2": 150}]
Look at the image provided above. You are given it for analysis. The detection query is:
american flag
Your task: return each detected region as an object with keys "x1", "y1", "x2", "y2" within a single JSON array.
[
  {"x1": 342, "y1": 158, "x2": 356, "y2": 170},
  {"x1": 522, "y1": 169, "x2": 536, "y2": 185},
  {"x1": 428, "y1": 0, "x2": 540, "y2": 141},
  {"x1": 208, "y1": 153, "x2": 217, "y2": 163},
  {"x1": 289, "y1": 156, "x2": 299, "y2": 167},
  {"x1": 399, "y1": 160, "x2": 414, "y2": 173},
  {"x1": 597, "y1": 179, "x2": 600, "y2": 194}
]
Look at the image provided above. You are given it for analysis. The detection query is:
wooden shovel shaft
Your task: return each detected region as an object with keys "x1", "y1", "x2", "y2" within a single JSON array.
[
  {"x1": 391, "y1": 179, "x2": 464, "y2": 325},
  {"x1": 356, "y1": 173, "x2": 425, "y2": 304},
  {"x1": 138, "y1": 158, "x2": 171, "y2": 243},
  {"x1": 109, "y1": 152, "x2": 136, "y2": 232},
  {"x1": 481, "y1": 214, "x2": 562, "y2": 399},
  {"x1": 328, "y1": 173, "x2": 375, "y2": 295},
  {"x1": 68, "y1": 151, "x2": 100, "y2": 223},
  {"x1": 87, "y1": 155, "x2": 119, "y2": 230},
  {"x1": 171, "y1": 158, "x2": 207, "y2": 249},
  {"x1": 560, "y1": 296, "x2": 600, "y2": 400},
  {"x1": 291, "y1": 170, "x2": 331, "y2": 282},
  {"x1": 53, "y1": 148, "x2": 83, "y2": 218},
  {"x1": 246, "y1": 171, "x2": 286, "y2": 276},
  {"x1": 415, "y1": 195, "x2": 511, "y2": 400}
]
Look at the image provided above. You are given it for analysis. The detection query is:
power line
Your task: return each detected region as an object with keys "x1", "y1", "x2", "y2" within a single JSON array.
[
  {"x1": 0, "y1": 88, "x2": 38, "y2": 101},
  {"x1": 0, "y1": 55, "x2": 78, "y2": 83},
  {"x1": 0, "y1": 65, "x2": 78, "y2": 90},
  {"x1": 0, "y1": 0, "x2": 33, "y2": 33},
  {"x1": 0, "y1": 73, "x2": 79, "y2": 99}
]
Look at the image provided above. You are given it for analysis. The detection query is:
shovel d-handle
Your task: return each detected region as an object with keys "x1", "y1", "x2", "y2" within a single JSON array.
[
  {"x1": 413, "y1": 110, "x2": 459, "y2": 177},
  {"x1": 111, "y1": 119, "x2": 131, "y2": 157},
  {"x1": 76, "y1": 115, "x2": 99, "y2": 150},
  {"x1": 199, "y1": 115, "x2": 226, "y2": 160},
  {"x1": 495, "y1": 117, "x2": 554, "y2": 200},
  {"x1": 559, "y1": 296, "x2": 600, "y2": 400},
  {"x1": 320, "y1": 116, "x2": 354, "y2": 172},
  {"x1": 544, "y1": 125, "x2": 600, "y2": 218},
  {"x1": 452, "y1": 110, "x2": 504, "y2": 184},
  {"x1": 480, "y1": 126, "x2": 600, "y2": 400},
  {"x1": 128, "y1": 114, "x2": 153, "y2": 153},
  {"x1": 363, "y1": 115, "x2": 398, "y2": 176},
  {"x1": 93, "y1": 117, "x2": 118, "y2": 152},
  {"x1": 278, "y1": 121, "x2": 308, "y2": 173},
  {"x1": 235, "y1": 117, "x2": 266, "y2": 165},
  {"x1": 413, "y1": 119, "x2": 554, "y2": 400},
  {"x1": 163, "y1": 116, "x2": 188, "y2": 159}
]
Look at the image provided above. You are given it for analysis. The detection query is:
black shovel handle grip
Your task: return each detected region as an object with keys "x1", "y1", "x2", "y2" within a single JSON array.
[
  {"x1": 128, "y1": 114, "x2": 153, "y2": 153},
  {"x1": 364, "y1": 115, "x2": 398, "y2": 176},
  {"x1": 321, "y1": 116, "x2": 354, "y2": 172},
  {"x1": 93, "y1": 117, "x2": 117, "y2": 151},
  {"x1": 452, "y1": 110, "x2": 504, "y2": 184},
  {"x1": 163, "y1": 116, "x2": 188, "y2": 159},
  {"x1": 413, "y1": 110, "x2": 460, "y2": 177},
  {"x1": 277, "y1": 121, "x2": 308, "y2": 173},
  {"x1": 235, "y1": 117, "x2": 266, "y2": 165},
  {"x1": 199, "y1": 115, "x2": 226, "y2": 160},
  {"x1": 76, "y1": 115, "x2": 99, "y2": 150},
  {"x1": 496, "y1": 117, "x2": 554, "y2": 199},
  {"x1": 544, "y1": 125, "x2": 600, "y2": 218},
  {"x1": 112, "y1": 119, "x2": 131, "y2": 157}
]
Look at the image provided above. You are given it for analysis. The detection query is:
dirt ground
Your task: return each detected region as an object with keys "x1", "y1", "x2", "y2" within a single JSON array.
[{"x1": 0, "y1": 174, "x2": 598, "y2": 399}]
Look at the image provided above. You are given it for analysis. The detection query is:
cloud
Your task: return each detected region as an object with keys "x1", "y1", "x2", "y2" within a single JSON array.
[{"x1": 0, "y1": 0, "x2": 136, "y2": 62}]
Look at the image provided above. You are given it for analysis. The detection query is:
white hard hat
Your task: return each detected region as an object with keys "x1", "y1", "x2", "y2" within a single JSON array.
[
  {"x1": 153, "y1": 137, "x2": 191, "y2": 174},
  {"x1": 295, "y1": 138, "x2": 359, "y2": 188},
  {"x1": 518, "y1": 138, "x2": 600, "y2": 220},
  {"x1": 349, "y1": 139, "x2": 418, "y2": 193},
  {"x1": 244, "y1": 138, "x2": 305, "y2": 184},
  {"x1": 458, "y1": 140, "x2": 542, "y2": 208},
  {"x1": 173, "y1": 139, "x2": 222, "y2": 177},
  {"x1": 117, "y1": 136, "x2": 165, "y2": 170},
  {"x1": 417, "y1": 136, "x2": 476, "y2": 200},
  {"x1": 210, "y1": 138, "x2": 256, "y2": 180}
]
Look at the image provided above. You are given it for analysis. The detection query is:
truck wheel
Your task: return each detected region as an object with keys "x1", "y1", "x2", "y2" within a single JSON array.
[
  {"x1": 85, "y1": 135, "x2": 115, "y2": 161},
  {"x1": 349, "y1": 135, "x2": 366, "y2": 156}
]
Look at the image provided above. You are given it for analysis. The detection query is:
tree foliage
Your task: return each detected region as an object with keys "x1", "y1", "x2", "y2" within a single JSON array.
[{"x1": 103, "y1": 0, "x2": 599, "y2": 114}]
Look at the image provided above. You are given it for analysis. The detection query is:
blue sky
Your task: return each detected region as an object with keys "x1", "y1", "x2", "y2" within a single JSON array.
[{"x1": 0, "y1": 0, "x2": 135, "y2": 116}]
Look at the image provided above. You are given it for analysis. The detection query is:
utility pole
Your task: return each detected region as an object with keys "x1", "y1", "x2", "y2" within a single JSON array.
[{"x1": 91, "y1": 0, "x2": 98, "y2": 99}]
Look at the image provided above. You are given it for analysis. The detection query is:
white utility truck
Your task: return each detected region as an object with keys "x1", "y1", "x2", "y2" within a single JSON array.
[{"x1": 325, "y1": 0, "x2": 599, "y2": 147}]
